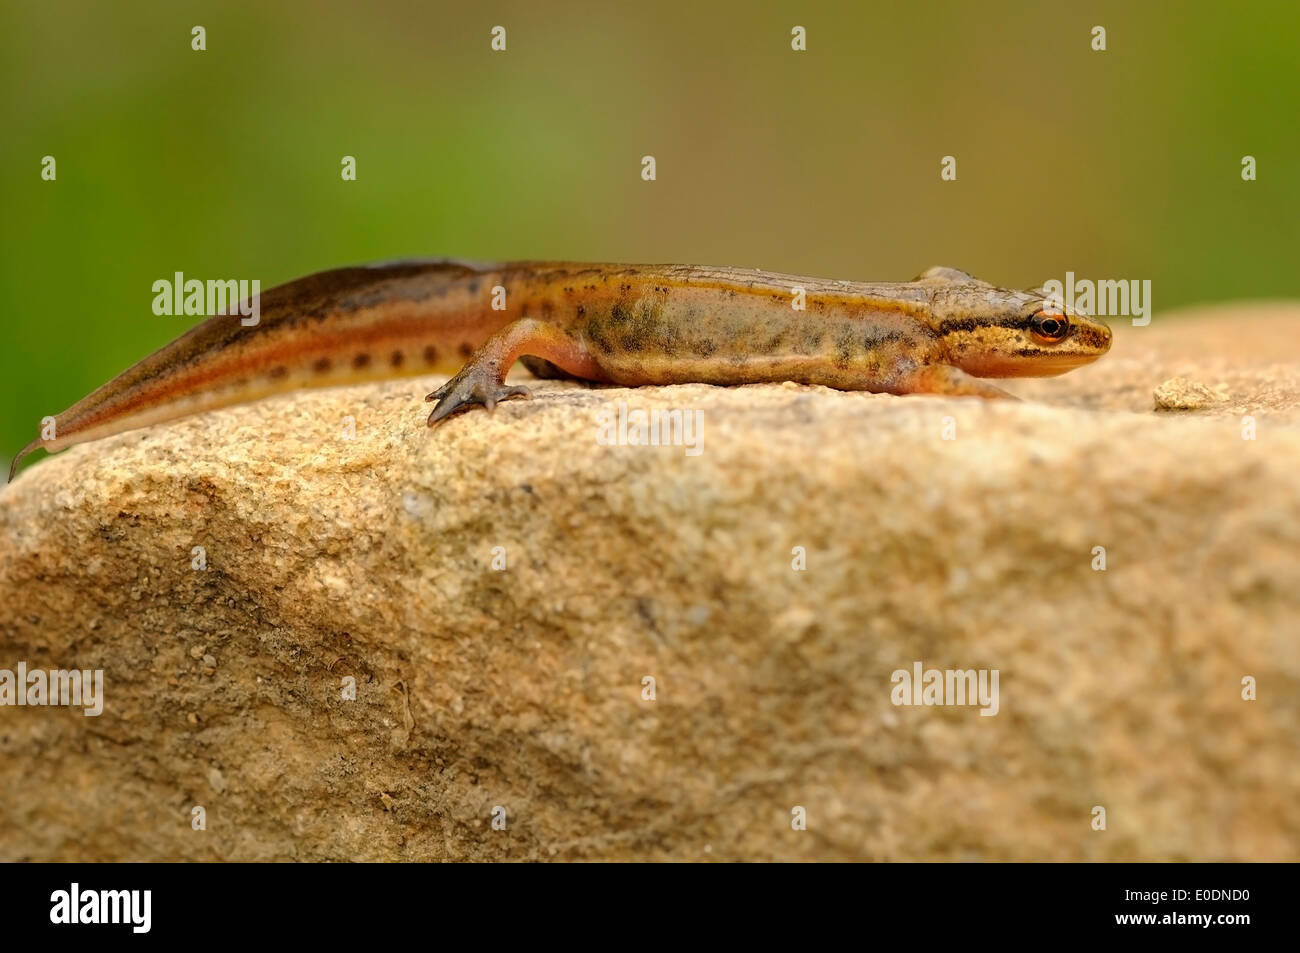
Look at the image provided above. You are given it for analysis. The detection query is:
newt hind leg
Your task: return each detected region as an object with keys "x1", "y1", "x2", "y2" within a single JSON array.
[{"x1": 427, "y1": 318, "x2": 606, "y2": 425}]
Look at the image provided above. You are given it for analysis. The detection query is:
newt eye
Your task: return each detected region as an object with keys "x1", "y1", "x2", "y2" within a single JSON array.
[{"x1": 1030, "y1": 310, "x2": 1069, "y2": 343}]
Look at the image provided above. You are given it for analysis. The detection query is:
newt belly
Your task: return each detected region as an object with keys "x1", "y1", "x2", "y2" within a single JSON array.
[{"x1": 7, "y1": 259, "x2": 1112, "y2": 481}]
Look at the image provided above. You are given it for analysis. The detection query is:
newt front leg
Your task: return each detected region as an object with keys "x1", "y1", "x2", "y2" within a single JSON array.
[{"x1": 897, "y1": 365, "x2": 1017, "y2": 399}]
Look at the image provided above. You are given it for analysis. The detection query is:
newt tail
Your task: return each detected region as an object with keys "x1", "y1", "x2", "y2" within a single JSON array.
[{"x1": 7, "y1": 259, "x2": 1111, "y2": 482}]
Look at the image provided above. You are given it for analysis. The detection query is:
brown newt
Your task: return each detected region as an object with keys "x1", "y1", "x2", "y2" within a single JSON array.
[{"x1": 7, "y1": 259, "x2": 1112, "y2": 481}]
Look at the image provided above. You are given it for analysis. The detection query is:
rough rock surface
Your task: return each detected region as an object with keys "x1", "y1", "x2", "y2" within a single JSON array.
[{"x1": 2, "y1": 304, "x2": 1298, "y2": 861}]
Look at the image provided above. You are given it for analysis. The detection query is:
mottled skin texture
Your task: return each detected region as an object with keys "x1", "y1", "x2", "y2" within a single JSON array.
[{"x1": 8, "y1": 259, "x2": 1112, "y2": 480}]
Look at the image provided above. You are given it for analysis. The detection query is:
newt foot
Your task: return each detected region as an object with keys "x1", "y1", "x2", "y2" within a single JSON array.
[{"x1": 426, "y1": 365, "x2": 531, "y2": 425}]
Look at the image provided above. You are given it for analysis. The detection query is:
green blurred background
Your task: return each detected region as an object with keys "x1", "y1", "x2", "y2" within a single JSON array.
[{"x1": 2, "y1": 0, "x2": 1297, "y2": 460}]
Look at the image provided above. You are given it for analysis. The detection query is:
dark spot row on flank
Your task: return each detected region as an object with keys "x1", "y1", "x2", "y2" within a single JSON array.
[
  {"x1": 423, "y1": 345, "x2": 438, "y2": 363},
  {"x1": 352, "y1": 353, "x2": 371, "y2": 370},
  {"x1": 269, "y1": 365, "x2": 289, "y2": 379},
  {"x1": 313, "y1": 357, "x2": 332, "y2": 374},
  {"x1": 390, "y1": 349, "x2": 405, "y2": 368}
]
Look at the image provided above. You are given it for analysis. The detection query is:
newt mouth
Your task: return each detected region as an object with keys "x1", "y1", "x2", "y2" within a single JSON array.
[{"x1": 965, "y1": 351, "x2": 1104, "y2": 378}]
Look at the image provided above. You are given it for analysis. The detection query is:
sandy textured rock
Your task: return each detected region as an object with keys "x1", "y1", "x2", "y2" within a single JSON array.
[{"x1": 2, "y1": 304, "x2": 1298, "y2": 861}]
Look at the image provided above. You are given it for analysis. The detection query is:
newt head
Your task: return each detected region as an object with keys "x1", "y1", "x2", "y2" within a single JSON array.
[{"x1": 917, "y1": 267, "x2": 1112, "y2": 378}]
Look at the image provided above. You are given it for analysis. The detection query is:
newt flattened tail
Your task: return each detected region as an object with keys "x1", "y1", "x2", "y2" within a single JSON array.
[{"x1": 8, "y1": 438, "x2": 42, "y2": 485}]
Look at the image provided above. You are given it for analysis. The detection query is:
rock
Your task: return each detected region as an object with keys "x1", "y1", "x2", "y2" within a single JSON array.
[
  {"x1": 1, "y1": 304, "x2": 1298, "y2": 861},
  {"x1": 1153, "y1": 376, "x2": 1220, "y2": 410}
]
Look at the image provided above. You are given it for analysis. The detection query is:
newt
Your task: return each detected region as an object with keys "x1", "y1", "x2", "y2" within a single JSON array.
[{"x1": 7, "y1": 259, "x2": 1111, "y2": 482}]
